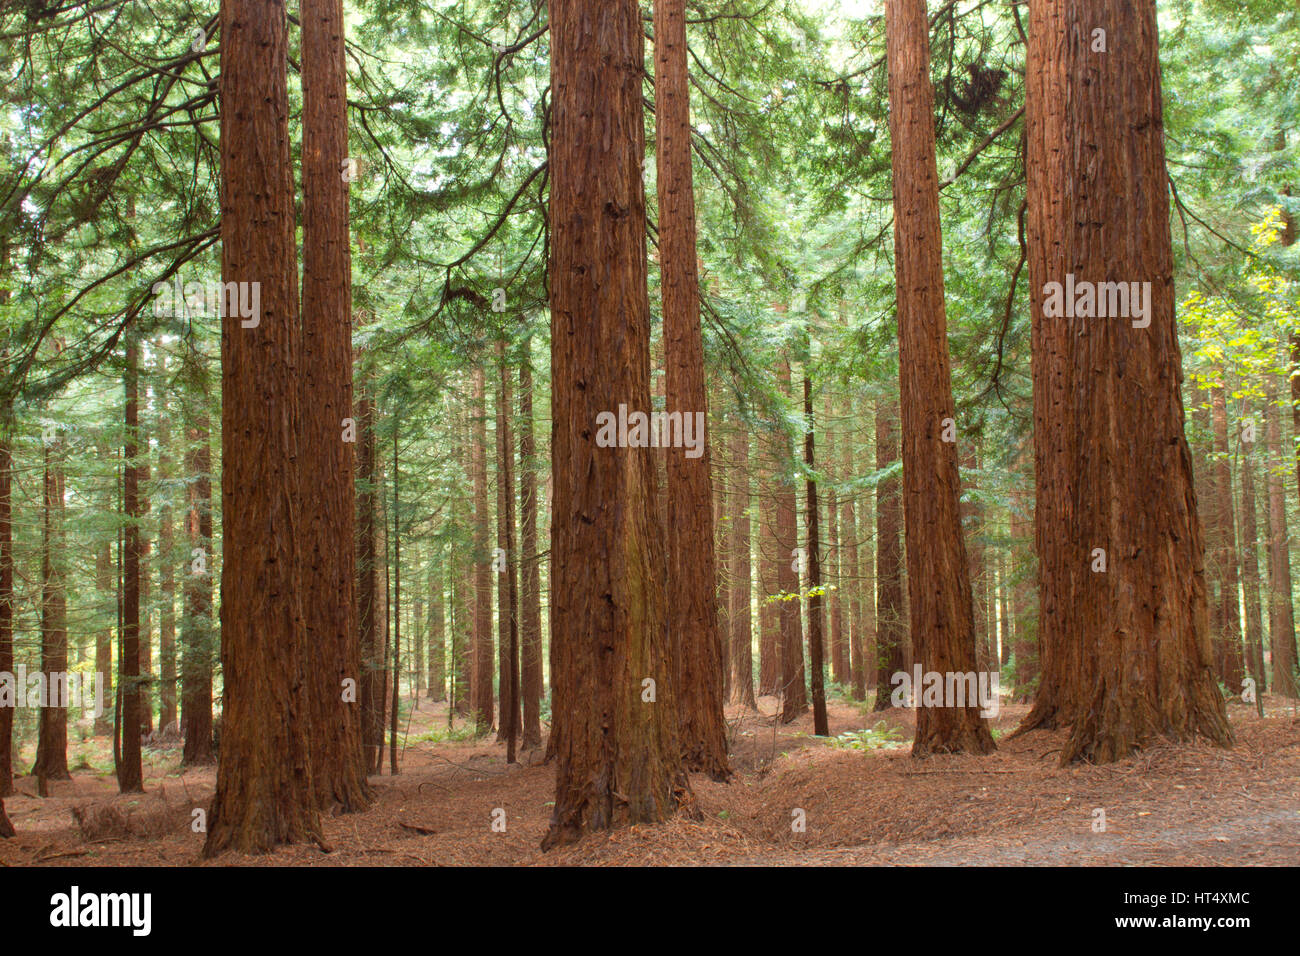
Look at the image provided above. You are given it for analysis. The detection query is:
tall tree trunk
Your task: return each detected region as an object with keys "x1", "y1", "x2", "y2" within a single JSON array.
[
  {"x1": 840, "y1": 393, "x2": 865, "y2": 694},
  {"x1": 0, "y1": 275, "x2": 13, "y2": 791},
  {"x1": 845, "y1": 479, "x2": 865, "y2": 700},
  {"x1": 356, "y1": 389, "x2": 385, "y2": 769},
  {"x1": 413, "y1": 577, "x2": 423, "y2": 706},
  {"x1": 1019, "y1": 0, "x2": 1077, "y2": 731},
  {"x1": 655, "y1": 0, "x2": 728, "y2": 780},
  {"x1": 543, "y1": 0, "x2": 689, "y2": 847},
  {"x1": 95, "y1": 531, "x2": 115, "y2": 738},
  {"x1": 157, "y1": 397, "x2": 177, "y2": 732},
  {"x1": 961, "y1": 447, "x2": 992, "y2": 671},
  {"x1": 714, "y1": 432, "x2": 731, "y2": 702},
  {"x1": 728, "y1": 430, "x2": 756, "y2": 707},
  {"x1": 495, "y1": 340, "x2": 520, "y2": 762},
  {"x1": 1019, "y1": 0, "x2": 1230, "y2": 761},
  {"x1": 0, "y1": 401, "x2": 13, "y2": 797},
  {"x1": 455, "y1": 563, "x2": 474, "y2": 719},
  {"x1": 997, "y1": 553, "x2": 1011, "y2": 667},
  {"x1": 824, "y1": 404, "x2": 847, "y2": 686},
  {"x1": 776, "y1": 359, "x2": 807, "y2": 722},
  {"x1": 301, "y1": 0, "x2": 368, "y2": 811},
  {"x1": 0, "y1": 285, "x2": 8, "y2": 794},
  {"x1": 803, "y1": 373, "x2": 829, "y2": 736},
  {"x1": 382, "y1": 519, "x2": 391, "y2": 759},
  {"x1": 471, "y1": 365, "x2": 495, "y2": 734},
  {"x1": 427, "y1": 559, "x2": 446, "y2": 701},
  {"x1": 874, "y1": 402, "x2": 905, "y2": 710},
  {"x1": 1010, "y1": 475, "x2": 1038, "y2": 698},
  {"x1": 1238, "y1": 422, "x2": 1267, "y2": 714},
  {"x1": 886, "y1": 0, "x2": 993, "y2": 756},
  {"x1": 204, "y1": 0, "x2": 321, "y2": 854},
  {"x1": 181, "y1": 345, "x2": 215, "y2": 766},
  {"x1": 1281, "y1": 198, "x2": 1300, "y2": 590},
  {"x1": 519, "y1": 355, "x2": 543, "y2": 747},
  {"x1": 859, "y1": 408, "x2": 877, "y2": 693},
  {"x1": 390, "y1": 421, "x2": 401, "y2": 775},
  {"x1": 1210, "y1": 384, "x2": 1244, "y2": 689},
  {"x1": 118, "y1": 335, "x2": 144, "y2": 793},
  {"x1": 452, "y1": 429, "x2": 473, "y2": 722},
  {"x1": 757, "y1": 462, "x2": 781, "y2": 696},
  {"x1": 1264, "y1": 383, "x2": 1299, "y2": 697},
  {"x1": 139, "y1": 441, "x2": 153, "y2": 739},
  {"x1": 1280, "y1": 195, "x2": 1299, "y2": 700},
  {"x1": 34, "y1": 430, "x2": 70, "y2": 784}
]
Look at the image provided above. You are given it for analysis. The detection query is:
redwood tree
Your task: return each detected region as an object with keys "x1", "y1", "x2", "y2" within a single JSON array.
[
  {"x1": 1209, "y1": 384, "x2": 1244, "y2": 689},
  {"x1": 1263, "y1": 383, "x2": 1299, "y2": 697},
  {"x1": 757, "y1": 462, "x2": 781, "y2": 696},
  {"x1": 519, "y1": 355, "x2": 543, "y2": 748},
  {"x1": 1019, "y1": 0, "x2": 1231, "y2": 760},
  {"x1": 356, "y1": 386, "x2": 385, "y2": 768},
  {"x1": 204, "y1": 0, "x2": 321, "y2": 855},
  {"x1": 803, "y1": 373, "x2": 829, "y2": 736},
  {"x1": 655, "y1": 0, "x2": 728, "y2": 779},
  {"x1": 775, "y1": 358, "x2": 807, "y2": 722},
  {"x1": 886, "y1": 0, "x2": 993, "y2": 755},
  {"x1": 544, "y1": 0, "x2": 689, "y2": 848},
  {"x1": 1238, "y1": 419, "x2": 1266, "y2": 714},
  {"x1": 180, "y1": 344, "x2": 215, "y2": 766},
  {"x1": 874, "y1": 401, "x2": 905, "y2": 710},
  {"x1": 0, "y1": 328, "x2": 8, "y2": 799},
  {"x1": 94, "y1": 465, "x2": 115, "y2": 738},
  {"x1": 728, "y1": 429, "x2": 756, "y2": 708},
  {"x1": 34, "y1": 427, "x2": 69, "y2": 784},
  {"x1": 301, "y1": 0, "x2": 369, "y2": 812},
  {"x1": 427, "y1": 559, "x2": 446, "y2": 700},
  {"x1": 0, "y1": 298, "x2": 11, "y2": 797},
  {"x1": 495, "y1": 340, "x2": 520, "y2": 762},
  {"x1": 470, "y1": 365, "x2": 494, "y2": 734},
  {"x1": 156, "y1": 396, "x2": 177, "y2": 732},
  {"x1": 118, "y1": 335, "x2": 144, "y2": 793}
]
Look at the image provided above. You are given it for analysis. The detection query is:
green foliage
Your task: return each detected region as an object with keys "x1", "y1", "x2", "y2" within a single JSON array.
[
  {"x1": 827, "y1": 720, "x2": 906, "y2": 752},
  {"x1": 412, "y1": 723, "x2": 479, "y2": 745}
]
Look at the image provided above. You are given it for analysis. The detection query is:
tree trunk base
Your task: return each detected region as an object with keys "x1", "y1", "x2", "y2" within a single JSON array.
[
  {"x1": 913, "y1": 709, "x2": 996, "y2": 757},
  {"x1": 1059, "y1": 679, "x2": 1232, "y2": 765}
]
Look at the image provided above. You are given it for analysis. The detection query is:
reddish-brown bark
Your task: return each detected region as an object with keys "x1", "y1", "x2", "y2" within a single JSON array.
[
  {"x1": 776, "y1": 359, "x2": 807, "y2": 722},
  {"x1": 519, "y1": 356, "x2": 543, "y2": 748},
  {"x1": 471, "y1": 365, "x2": 495, "y2": 734},
  {"x1": 204, "y1": 0, "x2": 321, "y2": 854},
  {"x1": 544, "y1": 0, "x2": 689, "y2": 847},
  {"x1": 118, "y1": 336, "x2": 144, "y2": 793},
  {"x1": 180, "y1": 345, "x2": 215, "y2": 766},
  {"x1": 656, "y1": 0, "x2": 728, "y2": 779},
  {"x1": 874, "y1": 402, "x2": 905, "y2": 710},
  {"x1": 728, "y1": 429, "x2": 756, "y2": 708},
  {"x1": 886, "y1": 0, "x2": 993, "y2": 755},
  {"x1": 1020, "y1": 0, "x2": 1231, "y2": 760},
  {"x1": 301, "y1": 0, "x2": 369, "y2": 811}
]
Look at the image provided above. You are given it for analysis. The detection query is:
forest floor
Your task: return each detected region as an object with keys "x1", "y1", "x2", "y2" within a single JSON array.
[{"x1": 2, "y1": 692, "x2": 1297, "y2": 866}]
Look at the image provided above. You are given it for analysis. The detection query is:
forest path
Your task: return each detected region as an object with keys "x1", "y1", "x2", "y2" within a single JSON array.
[
  {"x1": 726, "y1": 801, "x2": 1298, "y2": 865},
  {"x1": 0, "y1": 695, "x2": 1295, "y2": 866}
]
